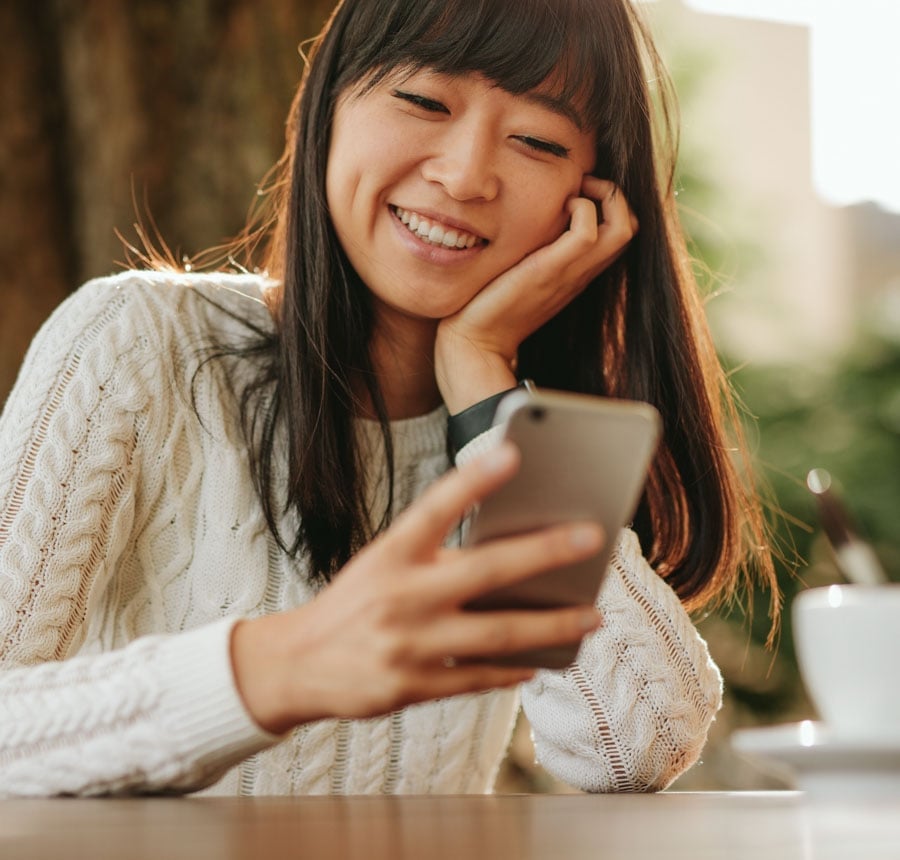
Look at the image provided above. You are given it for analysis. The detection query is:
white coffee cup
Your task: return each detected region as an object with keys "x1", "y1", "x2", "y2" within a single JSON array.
[{"x1": 793, "y1": 583, "x2": 900, "y2": 741}]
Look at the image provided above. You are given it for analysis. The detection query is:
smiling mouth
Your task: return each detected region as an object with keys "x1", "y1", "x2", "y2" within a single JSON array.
[{"x1": 391, "y1": 206, "x2": 487, "y2": 250}]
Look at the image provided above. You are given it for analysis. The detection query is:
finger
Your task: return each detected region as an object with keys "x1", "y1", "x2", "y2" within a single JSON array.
[
  {"x1": 504, "y1": 201, "x2": 599, "y2": 286},
  {"x1": 387, "y1": 442, "x2": 521, "y2": 558},
  {"x1": 559, "y1": 193, "x2": 635, "y2": 283},
  {"x1": 580, "y1": 176, "x2": 614, "y2": 222},
  {"x1": 581, "y1": 175, "x2": 616, "y2": 201},
  {"x1": 439, "y1": 520, "x2": 605, "y2": 606},
  {"x1": 566, "y1": 195, "x2": 600, "y2": 240},
  {"x1": 577, "y1": 178, "x2": 638, "y2": 234},
  {"x1": 410, "y1": 603, "x2": 603, "y2": 666},
  {"x1": 596, "y1": 183, "x2": 639, "y2": 239},
  {"x1": 554, "y1": 190, "x2": 629, "y2": 260}
]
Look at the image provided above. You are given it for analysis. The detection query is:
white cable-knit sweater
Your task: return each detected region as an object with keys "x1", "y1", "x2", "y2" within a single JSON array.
[{"x1": 0, "y1": 271, "x2": 722, "y2": 796}]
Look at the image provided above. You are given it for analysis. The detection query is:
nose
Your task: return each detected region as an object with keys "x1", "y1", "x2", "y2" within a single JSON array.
[{"x1": 421, "y1": 123, "x2": 500, "y2": 202}]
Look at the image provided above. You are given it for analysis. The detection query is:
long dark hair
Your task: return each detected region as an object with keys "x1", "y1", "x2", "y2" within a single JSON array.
[{"x1": 229, "y1": 0, "x2": 776, "y2": 620}]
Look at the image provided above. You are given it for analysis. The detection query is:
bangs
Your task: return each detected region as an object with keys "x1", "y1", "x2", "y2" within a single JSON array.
[{"x1": 331, "y1": 0, "x2": 633, "y2": 142}]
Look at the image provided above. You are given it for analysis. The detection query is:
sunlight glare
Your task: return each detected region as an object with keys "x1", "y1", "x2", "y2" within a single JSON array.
[{"x1": 683, "y1": 0, "x2": 900, "y2": 213}]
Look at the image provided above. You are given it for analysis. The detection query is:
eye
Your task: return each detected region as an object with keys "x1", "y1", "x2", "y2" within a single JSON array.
[
  {"x1": 391, "y1": 90, "x2": 450, "y2": 115},
  {"x1": 514, "y1": 136, "x2": 571, "y2": 159}
]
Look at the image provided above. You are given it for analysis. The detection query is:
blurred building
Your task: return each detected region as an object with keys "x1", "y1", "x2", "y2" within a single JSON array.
[{"x1": 648, "y1": 0, "x2": 900, "y2": 364}]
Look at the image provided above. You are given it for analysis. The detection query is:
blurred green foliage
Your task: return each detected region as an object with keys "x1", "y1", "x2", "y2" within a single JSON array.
[
  {"x1": 732, "y1": 326, "x2": 900, "y2": 594},
  {"x1": 669, "y1": 19, "x2": 900, "y2": 730},
  {"x1": 711, "y1": 305, "x2": 900, "y2": 729}
]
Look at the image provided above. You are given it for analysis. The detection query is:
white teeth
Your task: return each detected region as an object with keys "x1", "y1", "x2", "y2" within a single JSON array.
[{"x1": 394, "y1": 207, "x2": 481, "y2": 249}]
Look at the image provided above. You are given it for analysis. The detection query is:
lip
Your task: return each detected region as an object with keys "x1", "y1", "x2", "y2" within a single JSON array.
[{"x1": 388, "y1": 205, "x2": 489, "y2": 263}]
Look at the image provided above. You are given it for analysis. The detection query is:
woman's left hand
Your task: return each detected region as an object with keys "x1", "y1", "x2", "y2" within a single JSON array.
[{"x1": 435, "y1": 177, "x2": 637, "y2": 413}]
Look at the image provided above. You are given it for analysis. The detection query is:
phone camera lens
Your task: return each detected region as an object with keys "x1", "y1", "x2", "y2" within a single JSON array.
[{"x1": 529, "y1": 407, "x2": 546, "y2": 422}]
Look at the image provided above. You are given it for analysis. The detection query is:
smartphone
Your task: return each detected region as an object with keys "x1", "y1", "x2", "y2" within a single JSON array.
[{"x1": 464, "y1": 388, "x2": 661, "y2": 668}]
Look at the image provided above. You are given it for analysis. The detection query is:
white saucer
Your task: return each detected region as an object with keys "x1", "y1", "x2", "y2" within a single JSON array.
[{"x1": 731, "y1": 721, "x2": 900, "y2": 798}]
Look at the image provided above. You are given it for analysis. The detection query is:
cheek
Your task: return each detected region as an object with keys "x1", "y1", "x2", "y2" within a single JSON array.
[
  {"x1": 324, "y1": 171, "x2": 340, "y2": 232},
  {"x1": 325, "y1": 102, "x2": 383, "y2": 230},
  {"x1": 325, "y1": 138, "x2": 352, "y2": 237},
  {"x1": 508, "y1": 180, "x2": 577, "y2": 251}
]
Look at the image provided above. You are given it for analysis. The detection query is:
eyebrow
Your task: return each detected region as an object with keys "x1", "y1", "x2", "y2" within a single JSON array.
[{"x1": 520, "y1": 90, "x2": 586, "y2": 132}]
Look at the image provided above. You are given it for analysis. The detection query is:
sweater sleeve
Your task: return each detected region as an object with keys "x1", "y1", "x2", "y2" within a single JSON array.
[
  {"x1": 455, "y1": 431, "x2": 722, "y2": 792},
  {"x1": 520, "y1": 529, "x2": 723, "y2": 792},
  {"x1": 0, "y1": 277, "x2": 276, "y2": 796}
]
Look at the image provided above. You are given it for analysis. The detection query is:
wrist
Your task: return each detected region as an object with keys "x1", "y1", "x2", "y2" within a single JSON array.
[
  {"x1": 434, "y1": 353, "x2": 517, "y2": 416},
  {"x1": 447, "y1": 378, "x2": 535, "y2": 456},
  {"x1": 433, "y1": 322, "x2": 521, "y2": 413},
  {"x1": 231, "y1": 616, "x2": 297, "y2": 735}
]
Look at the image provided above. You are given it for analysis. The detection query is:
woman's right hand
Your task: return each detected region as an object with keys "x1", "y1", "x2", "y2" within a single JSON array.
[
  {"x1": 231, "y1": 442, "x2": 604, "y2": 735},
  {"x1": 435, "y1": 178, "x2": 638, "y2": 415}
]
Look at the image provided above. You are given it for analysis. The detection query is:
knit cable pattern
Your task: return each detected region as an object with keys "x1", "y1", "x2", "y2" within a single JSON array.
[
  {"x1": 521, "y1": 529, "x2": 723, "y2": 792},
  {"x1": 0, "y1": 271, "x2": 721, "y2": 796}
]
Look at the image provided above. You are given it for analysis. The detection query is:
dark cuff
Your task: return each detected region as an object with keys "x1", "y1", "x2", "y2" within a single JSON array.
[{"x1": 447, "y1": 379, "x2": 534, "y2": 456}]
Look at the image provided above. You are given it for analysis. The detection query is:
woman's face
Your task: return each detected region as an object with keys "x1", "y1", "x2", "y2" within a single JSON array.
[{"x1": 326, "y1": 68, "x2": 597, "y2": 329}]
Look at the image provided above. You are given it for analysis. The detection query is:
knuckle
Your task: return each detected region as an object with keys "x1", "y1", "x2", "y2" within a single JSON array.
[
  {"x1": 461, "y1": 671, "x2": 497, "y2": 696},
  {"x1": 372, "y1": 629, "x2": 412, "y2": 671},
  {"x1": 414, "y1": 489, "x2": 447, "y2": 526},
  {"x1": 383, "y1": 672, "x2": 413, "y2": 705},
  {"x1": 610, "y1": 220, "x2": 633, "y2": 245},
  {"x1": 365, "y1": 672, "x2": 408, "y2": 712},
  {"x1": 367, "y1": 593, "x2": 413, "y2": 640},
  {"x1": 558, "y1": 609, "x2": 583, "y2": 640},
  {"x1": 483, "y1": 620, "x2": 516, "y2": 654},
  {"x1": 541, "y1": 526, "x2": 583, "y2": 563},
  {"x1": 571, "y1": 229, "x2": 596, "y2": 254},
  {"x1": 553, "y1": 527, "x2": 580, "y2": 558}
]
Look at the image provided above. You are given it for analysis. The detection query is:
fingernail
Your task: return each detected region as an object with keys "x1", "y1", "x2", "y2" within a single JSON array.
[{"x1": 570, "y1": 524, "x2": 603, "y2": 551}]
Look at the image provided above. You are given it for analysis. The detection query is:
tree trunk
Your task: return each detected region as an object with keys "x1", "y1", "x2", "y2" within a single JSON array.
[{"x1": 0, "y1": 0, "x2": 334, "y2": 404}]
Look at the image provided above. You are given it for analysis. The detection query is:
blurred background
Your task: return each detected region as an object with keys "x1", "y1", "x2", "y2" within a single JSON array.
[{"x1": 1, "y1": 0, "x2": 897, "y2": 791}]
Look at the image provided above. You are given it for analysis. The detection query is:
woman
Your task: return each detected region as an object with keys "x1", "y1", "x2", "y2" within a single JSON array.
[{"x1": 0, "y1": 0, "x2": 774, "y2": 796}]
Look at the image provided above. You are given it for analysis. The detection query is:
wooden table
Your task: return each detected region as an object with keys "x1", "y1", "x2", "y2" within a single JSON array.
[{"x1": 1, "y1": 792, "x2": 898, "y2": 859}]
